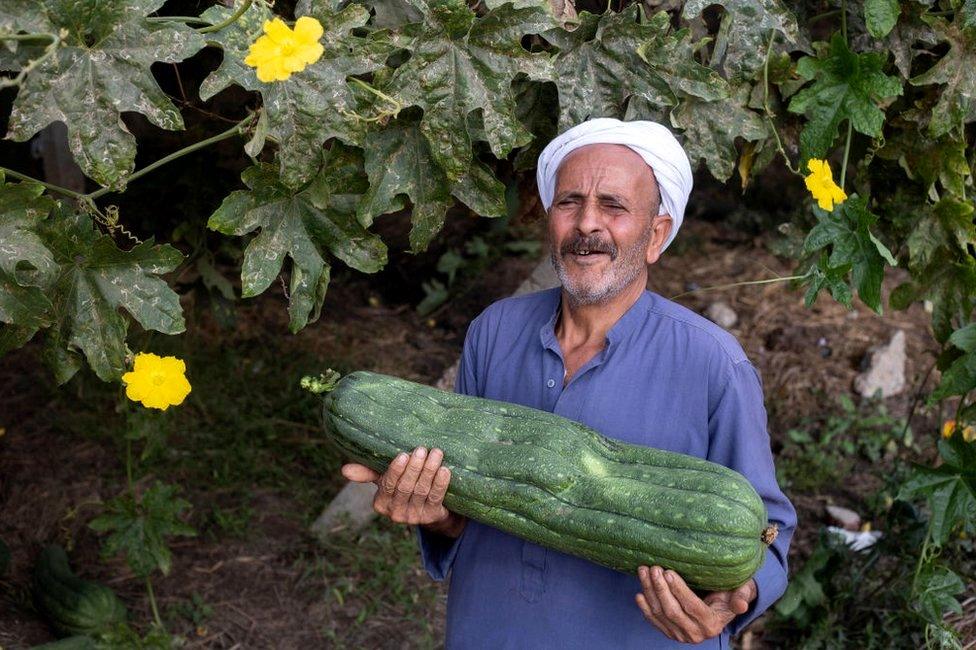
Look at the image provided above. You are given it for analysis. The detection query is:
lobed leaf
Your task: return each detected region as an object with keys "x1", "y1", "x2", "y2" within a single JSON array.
[
  {"x1": 910, "y1": 16, "x2": 976, "y2": 138},
  {"x1": 2, "y1": 0, "x2": 206, "y2": 190},
  {"x1": 682, "y1": 0, "x2": 800, "y2": 80},
  {"x1": 549, "y1": 8, "x2": 726, "y2": 131},
  {"x1": 788, "y1": 33, "x2": 902, "y2": 160},
  {"x1": 208, "y1": 152, "x2": 387, "y2": 332},
  {"x1": 382, "y1": 0, "x2": 554, "y2": 183},
  {"x1": 39, "y1": 208, "x2": 185, "y2": 383}
]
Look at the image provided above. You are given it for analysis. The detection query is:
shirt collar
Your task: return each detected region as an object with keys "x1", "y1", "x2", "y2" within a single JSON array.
[{"x1": 539, "y1": 287, "x2": 655, "y2": 354}]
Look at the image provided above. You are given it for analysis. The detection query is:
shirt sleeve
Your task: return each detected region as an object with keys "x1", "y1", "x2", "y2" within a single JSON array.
[
  {"x1": 706, "y1": 358, "x2": 797, "y2": 636},
  {"x1": 415, "y1": 314, "x2": 483, "y2": 581}
]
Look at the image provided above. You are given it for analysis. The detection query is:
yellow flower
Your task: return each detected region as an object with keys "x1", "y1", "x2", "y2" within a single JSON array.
[
  {"x1": 122, "y1": 353, "x2": 192, "y2": 411},
  {"x1": 804, "y1": 159, "x2": 848, "y2": 212},
  {"x1": 244, "y1": 16, "x2": 324, "y2": 83},
  {"x1": 942, "y1": 419, "x2": 976, "y2": 442},
  {"x1": 942, "y1": 419, "x2": 957, "y2": 439}
]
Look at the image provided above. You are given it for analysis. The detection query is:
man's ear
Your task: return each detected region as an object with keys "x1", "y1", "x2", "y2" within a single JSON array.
[{"x1": 645, "y1": 215, "x2": 673, "y2": 266}]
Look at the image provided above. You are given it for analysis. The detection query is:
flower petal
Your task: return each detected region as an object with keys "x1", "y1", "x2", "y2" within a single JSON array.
[{"x1": 293, "y1": 16, "x2": 324, "y2": 42}]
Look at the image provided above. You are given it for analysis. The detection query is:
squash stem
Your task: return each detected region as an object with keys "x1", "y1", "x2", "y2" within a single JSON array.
[
  {"x1": 761, "y1": 524, "x2": 779, "y2": 545},
  {"x1": 301, "y1": 369, "x2": 342, "y2": 394}
]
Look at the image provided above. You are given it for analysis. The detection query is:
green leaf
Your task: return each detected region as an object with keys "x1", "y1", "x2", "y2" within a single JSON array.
[
  {"x1": 899, "y1": 435, "x2": 976, "y2": 545},
  {"x1": 38, "y1": 208, "x2": 184, "y2": 383},
  {"x1": 914, "y1": 565, "x2": 965, "y2": 624},
  {"x1": 864, "y1": 0, "x2": 900, "y2": 39},
  {"x1": 803, "y1": 252, "x2": 853, "y2": 309},
  {"x1": 0, "y1": 272, "x2": 52, "y2": 332},
  {"x1": 208, "y1": 155, "x2": 387, "y2": 332},
  {"x1": 90, "y1": 482, "x2": 196, "y2": 578},
  {"x1": 0, "y1": 173, "x2": 58, "y2": 347},
  {"x1": 549, "y1": 8, "x2": 726, "y2": 131},
  {"x1": 877, "y1": 131, "x2": 970, "y2": 197},
  {"x1": 2, "y1": 0, "x2": 206, "y2": 189},
  {"x1": 964, "y1": 0, "x2": 976, "y2": 30},
  {"x1": 883, "y1": 3, "x2": 938, "y2": 79},
  {"x1": 437, "y1": 249, "x2": 465, "y2": 285},
  {"x1": 670, "y1": 83, "x2": 767, "y2": 182},
  {"x1": 0, "y1": 173, "x2": 58, "y2": 287},
  {"x1": 681, "y1": 0, "x2": 799, "y2": 80},
  {"x1": 948, "y1": 323, "x2": 976, "y2": 353},
  {"x1": 788, "y1": 33, "x2": 902, "y2": 160},
  {"x1": 200, "y1": 3, "x2": 394, "y2": 189},
  {"x1": 358, "y1": 115, "x2": 504, "y2": 252},
  {"x1": 802, "y1": 196, "x2": 892, "y2": 314},
  {"x1": 931, "y1": 347, "x2": 976, "y2": 400},
  {"x1": 383, "y1": 0, "x2": 553, "y2": 183},
  {"x1": 910, "y1": 15, "x2": 976, "y2": 138},
  {"x1": 197, "y1": 0, "x2": 275, "y2": 102}
]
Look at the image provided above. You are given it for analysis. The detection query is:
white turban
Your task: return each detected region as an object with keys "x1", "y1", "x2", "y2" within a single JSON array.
[{"x1": 536, "y1": 118, "x2": 693, "y2": 253}]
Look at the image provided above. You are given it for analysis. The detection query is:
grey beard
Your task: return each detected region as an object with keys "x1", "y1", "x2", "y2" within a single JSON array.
[{"x1": 550, "y1": 232, "x2": 651, "y2": 306}]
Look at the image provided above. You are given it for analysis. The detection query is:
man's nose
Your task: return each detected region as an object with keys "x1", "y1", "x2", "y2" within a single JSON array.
[{"x1": 575, "y1": 199, "x2": 605, "y2": 234}]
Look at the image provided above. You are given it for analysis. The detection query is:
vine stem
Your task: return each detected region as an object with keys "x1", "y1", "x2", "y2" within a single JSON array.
[
  {"x1": 0, "y1": 166, "x2": 86, "y2": 199},
  {"x1": 199, "y1": 0, "x2": 254, "y2": 34},
  {"x1": 88, "y1": 114, "x2": 257, "y2": 199},
  {"x1": 840, "y1": 0, "x2": 848, "y2": 42},
  {"x1": 840, "y1": 120, "x2": 852, "y2": 191},
  {"x1": 146, "y1": 576, "x2": 164, "y2": 630},
  {"x1": 669, "y1": 272, "x2": 811, "y2": 300},
  {"x1": 1, "y1": 114, "x2": 256, "y2": 204},
  {"x1": 0, "y1": 30, "x2": 63, "y2": 90}
]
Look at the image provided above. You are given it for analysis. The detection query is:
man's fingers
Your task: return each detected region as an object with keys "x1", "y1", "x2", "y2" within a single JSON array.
[
  {"x1": 374, "y1": 452, "x2": 408, "y2": 514},
  {"x1": 649, "y1": 566, "x2": 699, "y2": 640},
  {"x1": 638, "y1": 567, "x2": 682, "y2": 641},
  {"x1": 665, "y1": 570, "x2": 714, "y2": 622},
  {"x1": 427, "y1": 466, "x2": 451, "y2": 505},
  {"x1": 390, "y1": 447, "x2": 427, "y2": 513},
  {"x1": 730, "y1": 594, "x2": 751, "y2": 616},
  {"x1": 341, "y1": 463, "x2": 380, "y2": 483},
  {"x1": 408, "y1": 448, "x2": 443, "y2": 516}
]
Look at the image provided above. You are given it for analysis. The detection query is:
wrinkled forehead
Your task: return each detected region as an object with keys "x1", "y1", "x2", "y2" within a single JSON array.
[{"x1": 553, "y1": 143, "x2": 657, "y2": 196}]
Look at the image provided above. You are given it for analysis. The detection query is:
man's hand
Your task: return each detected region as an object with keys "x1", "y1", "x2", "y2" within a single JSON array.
[
  {"x1": 341, "y1": 446, "x2": 467, "y2": 538},
  {"x1": 635, "y1": 565, "x2": 757, "y2": 644}
]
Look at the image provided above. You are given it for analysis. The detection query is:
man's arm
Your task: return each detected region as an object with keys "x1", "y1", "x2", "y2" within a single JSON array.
[
  {"x1": 635, "y1": 357, "x2": 796, "y2": 642},
  {"x1": 707, "y1": 358, "x2": 797, "y2": 634}
]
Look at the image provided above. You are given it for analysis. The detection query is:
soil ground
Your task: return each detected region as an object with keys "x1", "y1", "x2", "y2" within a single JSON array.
[{"x1": 0, "y1": 212, "x2": 964, "y2": 649}]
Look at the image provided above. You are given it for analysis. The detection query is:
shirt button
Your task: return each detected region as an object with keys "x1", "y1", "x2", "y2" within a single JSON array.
[{"x1": 547, "y1": 379, "x2": 556, "y2": 388}]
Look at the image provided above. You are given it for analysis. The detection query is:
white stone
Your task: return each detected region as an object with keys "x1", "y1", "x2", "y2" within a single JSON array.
[
  {"x1": 854, "y1": 330, "x2": 907, "y2": 398},
  {"x1": 705, "y1": 301, "x2": 738, "y2": 329},
  {"x1": 825, "y1": 504, "x2": 861, "y2": 531}
]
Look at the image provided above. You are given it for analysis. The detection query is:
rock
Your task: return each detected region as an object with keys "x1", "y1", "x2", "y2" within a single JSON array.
[
  {"x1": 854, "y1": 330, "x2": 907, "y2": 398},
  {"x1": 705, "y1": 301, "x2": 738, "y2": 329},
  {"x1": 310, "y1": 482, "x2": 378, "y2": 542},
  {"x1": 825, "y1": 504, "x2": 861, "y2": 531}
]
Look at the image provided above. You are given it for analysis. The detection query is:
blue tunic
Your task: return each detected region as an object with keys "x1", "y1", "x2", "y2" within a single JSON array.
[{"x1": 418, "y1": 287, "x2": 797, "y2": 649}]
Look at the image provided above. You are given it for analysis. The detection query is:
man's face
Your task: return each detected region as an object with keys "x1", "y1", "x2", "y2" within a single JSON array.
[{"x1": 547, "y1": 143, "x2": 672, "y2": 306}]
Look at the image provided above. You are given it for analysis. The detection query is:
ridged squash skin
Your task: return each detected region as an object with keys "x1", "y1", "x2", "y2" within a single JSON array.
[
  {"x1": 321, "y1": 371, "x2": 775, "y2": 591},
  {"x1": 33, "y1": 545, "x2": 127, "y2": 637}
]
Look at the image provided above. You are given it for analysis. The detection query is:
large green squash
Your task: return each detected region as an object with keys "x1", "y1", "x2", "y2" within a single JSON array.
[
  {"x1": 32, "y1": 545, "x2": 127, "y2": 637},
  {"x1": 314, "y1": 370, "x2": 777, "y2": 591}
]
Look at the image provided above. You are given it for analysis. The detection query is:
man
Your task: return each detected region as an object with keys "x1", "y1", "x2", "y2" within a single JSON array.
[{"x1": 342, "y1": 118, "x2": 797, "y2": 648}]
